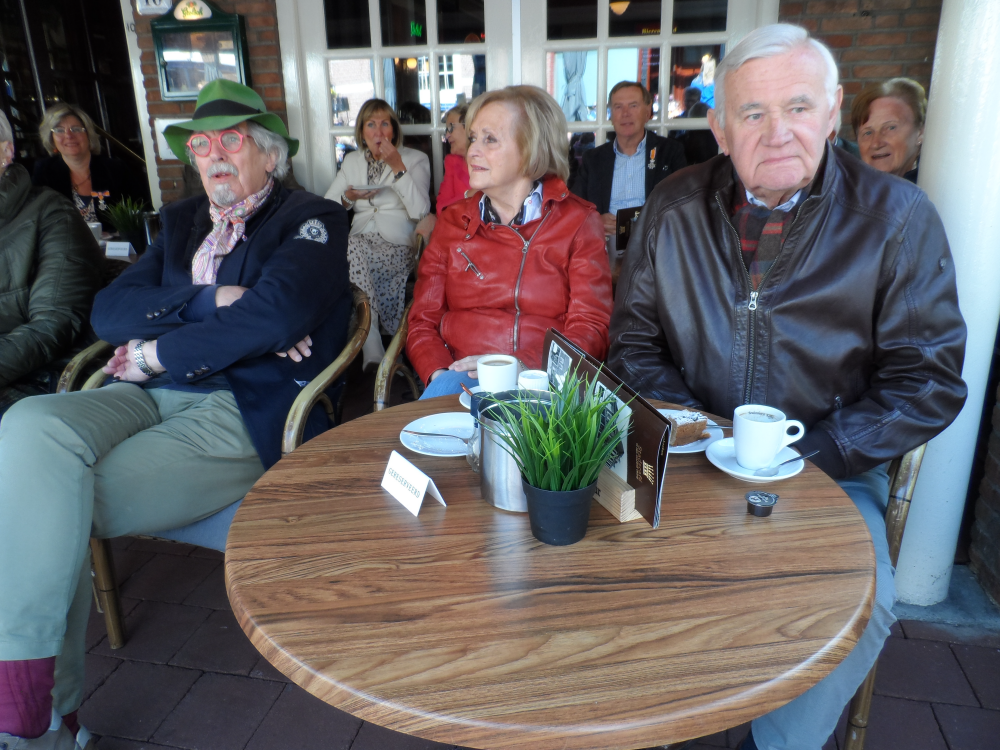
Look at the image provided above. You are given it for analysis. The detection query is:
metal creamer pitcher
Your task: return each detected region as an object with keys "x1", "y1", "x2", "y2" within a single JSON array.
[{"x1": 474, "y1": 390, "x2": 552, "y2": 513}]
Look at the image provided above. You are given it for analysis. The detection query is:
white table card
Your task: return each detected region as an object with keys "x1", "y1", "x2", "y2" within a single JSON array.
[
  {"x1": 106, "y1": 241, "x2": 136, "y2": 259},
  {"x1": 380, "y1": 450, "x2": 446, "y2": 516}
]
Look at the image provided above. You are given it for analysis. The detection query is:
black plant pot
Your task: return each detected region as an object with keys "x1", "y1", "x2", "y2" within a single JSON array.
[
  {"x1": 121, "y1": 228, "x2": 148, "y2": 255},
  {"x1": 521, "y1": 478, "x2": 596, "y2": 546}
]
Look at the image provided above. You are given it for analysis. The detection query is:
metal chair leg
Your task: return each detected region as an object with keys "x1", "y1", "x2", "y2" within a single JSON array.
[
  {"x1": 843, "y1": 663, "x2": 878, "y2": 750},
  {"x1": 90, "y1": 538, "x2": 126, "y2": 649}
]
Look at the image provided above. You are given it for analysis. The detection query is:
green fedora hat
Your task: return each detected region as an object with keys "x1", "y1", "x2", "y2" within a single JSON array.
[{"x1": 163, "y1": 79, "x2": 299, "y2": 164}]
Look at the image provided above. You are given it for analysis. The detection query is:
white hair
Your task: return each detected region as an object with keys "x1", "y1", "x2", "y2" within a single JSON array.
[
  {"x1": 714, "y1": 23, "x2": 839, "y2": 127},
  {"x1": 245, "y1": 121, "x2": 290, "y2": 180},
  {"x1": 184, "y1": 121, "x2": 290, "y2": 180},
  {"x1": 0, "y1": 111, "x2": 13, "y2": 143}
]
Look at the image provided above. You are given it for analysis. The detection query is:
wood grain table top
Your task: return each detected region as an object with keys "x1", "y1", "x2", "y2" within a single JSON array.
[{"x1": 226, "y1": 396, "x2": 875, "y2": 750}]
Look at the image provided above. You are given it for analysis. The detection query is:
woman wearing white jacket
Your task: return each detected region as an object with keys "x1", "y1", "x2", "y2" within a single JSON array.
[{"x1": 326, "y1": 99, "x2": 431, "y2": 367}]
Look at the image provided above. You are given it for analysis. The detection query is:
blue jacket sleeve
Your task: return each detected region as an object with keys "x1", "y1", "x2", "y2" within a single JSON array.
[
  {"x1": 91, "y1": 227, "x2": 208, "y2": 343},
  {"x1": 154, "y1": 206, "x2": 350, "y2": 382}
]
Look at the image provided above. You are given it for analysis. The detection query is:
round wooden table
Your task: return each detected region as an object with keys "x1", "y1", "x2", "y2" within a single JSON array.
[{"x1": 226, "y1": 397, "x2": 875, "y2": 750}]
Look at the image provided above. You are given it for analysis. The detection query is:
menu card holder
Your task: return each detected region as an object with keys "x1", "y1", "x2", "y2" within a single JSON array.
[
  {"x1": 616, "y1": 207, "x2": 643, "y2": 251},
  {"x1": 542, "y1": 329, "x2": 670, "y2": 528}
]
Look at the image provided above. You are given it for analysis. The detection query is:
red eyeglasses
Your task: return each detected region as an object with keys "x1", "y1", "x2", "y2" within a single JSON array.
[{"x1": 186, "y1": 130, "x2": 252, "y2": 157}]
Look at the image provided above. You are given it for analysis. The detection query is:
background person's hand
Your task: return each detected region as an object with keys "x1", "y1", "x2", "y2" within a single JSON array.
[
  {"x1": 374, "y1": 140, "x2": 405, "y2": 174},
  {"x1": 276, "y1": 335, "x2": 313, "y2": 362},
  {"x1": 344, "y1": 187, "x2": 379, "y2": 202},
  {"x1": 215, "y1": 285, "x2": 248, "y2": 308},
  {"x1": 601, "y1": 212, "x2": 617, "y2": 236}
]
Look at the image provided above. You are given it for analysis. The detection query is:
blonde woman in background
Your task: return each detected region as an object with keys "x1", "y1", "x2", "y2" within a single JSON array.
[
  {"x1": 32, "y1": 103, "x2": 146, "y2": 227},
  {"x1": 326, "y1": 99, "x2": 431, "y2": 368}
]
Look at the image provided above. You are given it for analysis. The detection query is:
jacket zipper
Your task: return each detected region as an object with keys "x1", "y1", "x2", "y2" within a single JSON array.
[
  {"x1": 456, "y1": 248, "x2": 484, "y2": 279},
  {"x1": 715, "y1": 193, "x2": 808, "y2": 404},
  {"x1": 506, "y1": 211, "x2": 553, "y2": 352}
]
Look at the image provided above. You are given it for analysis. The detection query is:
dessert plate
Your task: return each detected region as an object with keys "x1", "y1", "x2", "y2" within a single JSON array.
[
  {"x1": 657, "y1": 409, "x2": 724, "y2": 454},
  {"x1": 458, "y1": 385, "x2": 484, "y2": 409},
  {"x1": 399, "y1": 413, "x2": 475, "y2": 457},
  {"x1": 705, "y1": 438, "x2": 805, "y2": 483}
]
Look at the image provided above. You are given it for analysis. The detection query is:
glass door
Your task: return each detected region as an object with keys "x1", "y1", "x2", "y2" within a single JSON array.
[
  {"x1": 276, "y1": 0, "x2": 513, "y2": 195},
  {"x1": 518, "y1": 0, "x2": 771, "y2": 184}
]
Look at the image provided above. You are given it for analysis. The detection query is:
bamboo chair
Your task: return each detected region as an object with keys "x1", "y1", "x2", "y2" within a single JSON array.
[
  {"x1": 374, "y1": 232, "x2": 426, "y2": 410},
  {"x1": 843, "y1": 442, "x2": 927, "y2": 750},
  {"x1": 58, "y1": 286, "x2": 371, "y2": 649}
]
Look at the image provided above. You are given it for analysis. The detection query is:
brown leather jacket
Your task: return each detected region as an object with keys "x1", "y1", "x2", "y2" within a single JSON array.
[
  {"x1": 608, "y1": 145, "x2": 967, "y2": 479},
  {"x1": 407, "y1": 176, "x2": 612, "y2": 384}
]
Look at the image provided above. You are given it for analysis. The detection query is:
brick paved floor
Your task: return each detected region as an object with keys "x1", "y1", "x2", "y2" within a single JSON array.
[{"x1": 75, "y1": 362, "x2": 1000, "y2": 750}]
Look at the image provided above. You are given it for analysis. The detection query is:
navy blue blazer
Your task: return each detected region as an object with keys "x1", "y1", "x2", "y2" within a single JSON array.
[
  {"x1": 91, "y1": 186, "x2": 352, "y2": 468},
  {"x1": 569, "y1": 130, "x2": 687, "y2": 215}
]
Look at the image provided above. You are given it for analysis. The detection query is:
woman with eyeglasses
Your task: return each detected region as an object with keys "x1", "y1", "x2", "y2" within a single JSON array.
[
  {"x1": 326, "y1": 98, "x2": 431, "y2": 369},
  {"x1": 32, "y1": 103, "x2": 147, "y2": 228},
  {"x1": 415, "y1": 103, "x2": 472, "y2": 242}
]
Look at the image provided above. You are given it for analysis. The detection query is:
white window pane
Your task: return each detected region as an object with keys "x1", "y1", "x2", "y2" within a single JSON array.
[
  {"x1": 329, "y1": 59, "x2": 375, "y2": 127},
  {"x1": 437, "y1": 54, "x2": 486, "y2": 113},
  {"x1": 545, "y1": 50, "x2": 598, "y2": 122}
]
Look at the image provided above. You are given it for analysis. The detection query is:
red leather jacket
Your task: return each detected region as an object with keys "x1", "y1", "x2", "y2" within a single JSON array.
[{"x1": 407, "y1": 176, "x2": 612, "y2": 383}]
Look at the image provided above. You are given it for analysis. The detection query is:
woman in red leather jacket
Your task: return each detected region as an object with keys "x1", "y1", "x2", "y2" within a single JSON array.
[{"x1": 407, "y1": 85, "x2": 613, "y2": 397}]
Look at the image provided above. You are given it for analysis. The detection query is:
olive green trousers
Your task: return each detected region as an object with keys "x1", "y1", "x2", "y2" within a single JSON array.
[{"x1": 0, "y1": 384, "x2": 264, "y2": 715}]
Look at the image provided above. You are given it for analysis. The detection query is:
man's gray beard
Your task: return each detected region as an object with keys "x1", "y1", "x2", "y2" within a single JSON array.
[{"x1": 212, "y1": 183, "x2": 238, "y2": 206}]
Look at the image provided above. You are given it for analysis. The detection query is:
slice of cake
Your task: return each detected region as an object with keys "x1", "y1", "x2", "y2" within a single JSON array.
[{"x1": 665, "y1": 409, "x2": 710, "y2": 447}]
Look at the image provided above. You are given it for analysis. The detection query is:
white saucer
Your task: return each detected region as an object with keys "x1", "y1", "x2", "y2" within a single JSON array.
[
  {"x1": 459, "y1": 385, "x2": 484, "y2": 409},
  {"x1": 657, "y1": 409, "x2": 724, "y2": 454},
  {"x1": 400, "y1": 412, "x2": 475, "y2": 457},
  {"x1": 705, "y1": 438, "x2": 805, "y2": 483}
]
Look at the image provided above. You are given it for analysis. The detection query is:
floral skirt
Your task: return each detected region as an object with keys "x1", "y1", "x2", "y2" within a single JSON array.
[{"x1": 347, "y1": 232, "x2": 413, "y2": 334}]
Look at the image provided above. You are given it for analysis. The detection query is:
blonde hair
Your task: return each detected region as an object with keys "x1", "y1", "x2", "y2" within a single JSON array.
[
  {"x1": 354, "y1": 99, "x2": 402, "y2": 150},
  {"x1": 851, "y1": 78, "x2": 927, "y2": 136},
  {"x1": 466, "y1": 86, "x2": 570, "y2": 182},
  {"x1": 39, "y1": 104, "x2": 101, "y2": 155}
]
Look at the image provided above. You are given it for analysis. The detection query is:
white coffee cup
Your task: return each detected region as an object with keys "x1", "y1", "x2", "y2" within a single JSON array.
[
  {"x1": 733, "y1": 405, "x2": 806, "y2": 470},
  {"x1": 477, "y1": 355, "x2": 518, "y2": 393},
  {"x1": 87, "y1": 222, "x2": 103, "y2": 242},
  {"x1": 518, "y1": 369, "x2": 549, "y2": 391}
]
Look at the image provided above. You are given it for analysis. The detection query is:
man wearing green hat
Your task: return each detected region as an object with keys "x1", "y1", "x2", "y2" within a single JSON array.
[{"x1": 0, "y1": 80, "x2": 352, "y2": 749}]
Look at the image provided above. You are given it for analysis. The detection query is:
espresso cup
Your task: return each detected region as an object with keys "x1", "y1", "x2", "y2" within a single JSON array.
[
  {"x1": 477, "y1": 355, "x2": 518, "y2": 393},
  {"x1": 733, "y1": 405, "x2": 805, "y2": 470},
  {"x1": 518, "y1": 369, "x2": 549, "y2": 391}
]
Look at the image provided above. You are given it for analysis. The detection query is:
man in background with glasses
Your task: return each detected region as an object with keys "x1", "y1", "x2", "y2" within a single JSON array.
[{"x1": 0, "y1": 80, "x2": 351, "y2": 749}]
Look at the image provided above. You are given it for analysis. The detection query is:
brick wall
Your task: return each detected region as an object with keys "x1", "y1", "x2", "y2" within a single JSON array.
[
  {"x1": 971, "y1": 385, "x2": 1000, "y2": 604},
  {"x1": 778, "y1": 0, "x2": 943, "y2": 140},
  {"x1": 130, "y1": 0, "x2": 287, "y2": 204}
]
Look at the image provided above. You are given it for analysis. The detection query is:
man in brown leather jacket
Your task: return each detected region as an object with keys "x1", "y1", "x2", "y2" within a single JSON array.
[{"x1": 608, "y1": 25, "x2": 967, "y2": 750}]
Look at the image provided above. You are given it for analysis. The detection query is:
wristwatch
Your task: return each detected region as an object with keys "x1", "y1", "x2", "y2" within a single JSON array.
[
  {"x1": 393, "y1": 168, "x2": 407, "y2": 182},
  {"x1": 134, "y1": 340, "x2": 156, "y2": 377}
]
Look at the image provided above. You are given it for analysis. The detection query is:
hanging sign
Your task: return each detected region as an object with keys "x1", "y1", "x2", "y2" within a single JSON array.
[{"x1": 174, "y1": 0, "x2": 213, "y2": 20}]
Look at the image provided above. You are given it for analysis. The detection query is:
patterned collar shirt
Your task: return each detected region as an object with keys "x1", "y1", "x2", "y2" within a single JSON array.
[
  {"x1": 479, "y1": 180, "x2": 544, "y2": 226},
  {"x1": 608, "y1": 134, "x2": 647, "y2": 215}
]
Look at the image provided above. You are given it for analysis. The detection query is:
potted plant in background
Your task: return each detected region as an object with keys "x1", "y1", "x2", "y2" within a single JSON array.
[
  {"x1": 482, "y1": 368, "x2": 629, "y2": 545},
  {"x1": 101, "y1": 196, "x2": 149, "y2": 253}
]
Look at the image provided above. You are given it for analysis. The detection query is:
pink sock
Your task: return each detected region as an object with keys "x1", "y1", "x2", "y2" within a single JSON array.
[
  {"x1": 0, "y1": 658, "x2": 56, "y2": 739},
  {"x1": 62, "y1": 710, "x2": 80, "y2": 736}
]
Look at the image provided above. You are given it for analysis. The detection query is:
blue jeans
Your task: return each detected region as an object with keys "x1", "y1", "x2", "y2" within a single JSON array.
[
  {"x1": 420, "y1": 370, "x2": 479, "y2": 399},
  {"x1": 751, "y1": 464, "x2": 894, "y2": 750}
]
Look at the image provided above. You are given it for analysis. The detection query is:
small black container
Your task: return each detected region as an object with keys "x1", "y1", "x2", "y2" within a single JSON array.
[{"x1": 521, "y1": 478, "x2": 596, "y2": 546}]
